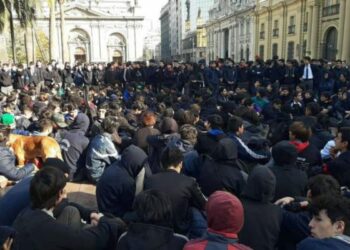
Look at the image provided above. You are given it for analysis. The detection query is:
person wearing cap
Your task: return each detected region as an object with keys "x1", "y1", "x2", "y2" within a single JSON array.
[{"x1": 183, "y1": 191, "x2": 251, "y2": 250}]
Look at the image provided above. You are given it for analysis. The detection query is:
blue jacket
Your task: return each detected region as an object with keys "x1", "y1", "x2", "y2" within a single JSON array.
[
  {"x1": 0, "y1": 147, "x2": 34, "y2": 181},
  {"x1": 86, "y1": 133, "x2": 120, "y2": 183},
  {"x1": 298, "y1": 236, "x2": 350, "y2": 250}
]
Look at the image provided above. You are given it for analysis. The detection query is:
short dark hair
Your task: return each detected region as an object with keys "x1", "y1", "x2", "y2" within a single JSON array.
[
  {"x1": 308, "y1": 175, "x2": 340, "y2": 198},
  {"x1": 340, "y1": 127, "x2": 350, "y2": 150},
  {"x1": 160, "y1": 146, "x2": 183, "y2": 169},
  {"x1": 101, "y1": 116, "x2": 119, "y2": 134},
  {"x1": 30, "y1": 167, "x2": 68, "y2": 209},
  {"x1": 133, "y1": 189, "x2": 173, "y2": 227},
  {"x1": 179, "y1": 124, "x2": 198, "y2": 145},
  {"x1": 289, "y1": 121, "x2": 311, "y2": 142},
  {"x1": 207, "y1": 114, "x2": 224, "y2": 130},
  {"x1": 306, "y1": 102, "x2": 320, "y2": 116},
  {"x1": 227, "y1": 115, "x2": 243, "y2": 133},
  {"x1": 310, "y1": 195, "x2": 350, "y2": 236}
]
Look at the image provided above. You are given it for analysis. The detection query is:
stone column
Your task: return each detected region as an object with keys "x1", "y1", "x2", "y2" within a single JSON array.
[
  {"x1": 310, "y1": 3, "x2": 320, "y2": 58},
  {"x1": 342, "y1": 0, "x2": 350, "y2": 62},
  {"x1": 306, "y1": 5, "x2": 313, "y2": 55},
  {"x1": 228, "y1": 27, "x2": 232, "y2": 59},
  {"x1": 337, "y1": 0, "x2": 346, "y2": 59}
]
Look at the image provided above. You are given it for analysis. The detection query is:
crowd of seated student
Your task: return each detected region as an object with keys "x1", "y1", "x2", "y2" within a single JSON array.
[{"x1": 0, "y1": 57, "x2": 349, "y2": 249}]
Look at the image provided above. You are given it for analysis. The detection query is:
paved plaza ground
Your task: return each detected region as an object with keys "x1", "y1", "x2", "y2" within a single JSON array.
[{"x1": 66, "y1": 183, "x2": 97, "y2": 209}]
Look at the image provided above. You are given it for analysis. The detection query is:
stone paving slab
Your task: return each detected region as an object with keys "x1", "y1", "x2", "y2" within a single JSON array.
[{"x1": 66, "y1": 183, "x2": 97, "y2": 210}]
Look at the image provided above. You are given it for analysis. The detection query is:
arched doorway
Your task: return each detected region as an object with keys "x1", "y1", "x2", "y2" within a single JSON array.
[
  {"x1": 113, "y1": 50, "x2": 123, "y2": 64},
  {"x1": 107, "y1": 33, "x2": 126, "y2": 63},
  {"x1": 68, "y1": 28, "x2": 90, "y2": 63},
  {"x1": 323, "y1": 27, "x2": 338, "y2": 60},
  {"x1": 74, "y1": 47, "x2": 86, "y2": 63}
]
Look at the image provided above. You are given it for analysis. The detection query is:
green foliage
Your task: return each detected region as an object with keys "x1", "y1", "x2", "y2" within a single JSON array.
[{"x1": 35, "y1": 30, "x2": 49, "y2": 62}]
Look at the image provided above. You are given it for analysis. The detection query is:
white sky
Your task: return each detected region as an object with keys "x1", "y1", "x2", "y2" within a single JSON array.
[{"x1": 140, "y1": 0, "x2": 168, "y2": 30}]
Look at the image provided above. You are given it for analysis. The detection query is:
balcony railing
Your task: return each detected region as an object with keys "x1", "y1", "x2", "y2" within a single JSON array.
[
  {"x1": 323, "y1": 4, "x2": 340, "y2": 17},
  {"x1": 260, "y1": 31, "x2": 265, "y2": 39},
  {"x1": 288, "y1": 25, "x2": 296, "y2": 34},
  {"x1": 273, "y1": 28, "x2": 279, "y2": 37}
]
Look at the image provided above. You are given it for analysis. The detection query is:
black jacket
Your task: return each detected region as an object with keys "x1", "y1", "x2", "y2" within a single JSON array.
[
  {"x1": 12, "y1": 208, "x2": 122, "y2": 250},
  {"x1": 194, "y1": 129, "x2": 226, "y2": 155},
  {"x1": 239, "y1": 166, "x2": 282, "y2": 250},
  {"x1": 327, "y1": 151, "x2": 350, "y2": 187},
  {"x1": 96, "y1": 145, "x2": 149, "y2": 217},
  {"x1": 144, "y1": 169, "x2": 206, "y2": 234},
  {"x1": 198, "y1": 138, "x2": 246, "y2": 197},
  {"x1": 270, "y1": 141, "x2": 308, "y2": 201},
  {"x1": 116, "y1": 223, "x2": 187, "y2": 250}
]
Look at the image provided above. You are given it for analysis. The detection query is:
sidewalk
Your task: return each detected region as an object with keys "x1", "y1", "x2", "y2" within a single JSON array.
[{"x1": 66, "y1": 182, "x2": 97, "y2": 209}]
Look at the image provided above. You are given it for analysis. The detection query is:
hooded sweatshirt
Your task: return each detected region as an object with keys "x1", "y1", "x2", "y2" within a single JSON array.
[
  {"x1": 198, "y1": 138, "x2": 246, "y2": 197},
  {"x1": 298, "y1": 235, "x2": 350, "y2": 250},
  {"x1": 184, "y1": 191, "x2": 251, "y2": 250},
  {"x1": 96, "y1": 145, "x2": 149, "y2": 217},
  {"x1": 239, "y1": 166, "x2": 283, "y2": 250},
  {"x1": 271, "y1": 141, "x2": 308, "y2": 201}
]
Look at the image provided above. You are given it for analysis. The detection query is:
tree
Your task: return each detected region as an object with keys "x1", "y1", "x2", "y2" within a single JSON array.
[
  {"x1": 58, "y1": 0, "x2": 68, "y2": 63},
  {"x1": 0, "y1": 0, "x2": 38, "y2": 63}
]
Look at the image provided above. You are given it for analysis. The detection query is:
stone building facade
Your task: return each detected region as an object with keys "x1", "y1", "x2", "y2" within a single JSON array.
[
  {"x1": 36, "y1": 0, "x2": 144, "y2": 64},
  {"x1": 206, "y1": 0, "x2": 256, "y2": 62},
  {"x1": 254, "y1": 0, "x2": 350, "y2": 62}
]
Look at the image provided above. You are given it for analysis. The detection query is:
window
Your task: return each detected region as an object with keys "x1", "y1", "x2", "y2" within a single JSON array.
[
  {"x1": 246, "y1": 47, "x2": 250, "y2": 61},
  {"x1": 241, "y1": 48, "x2": 244, "y2": 60},
  {"x1": 272, "y1": 43, "x2": 278, "y2": 57},
  {"x1": 259, "y1": 45, "x2": 265, "y2": 60},
  {"x1": 287, "y1": 41, "x2": 295, "y2": 59},
  {"x1": 246, "y1": 20, "x2": 250, "y2": 34},
  {"x1": 303, "y1": 13, "x2": 308, "y2": 32},
  {"x1": 260, "y1": 23, "x2": 265, "y2": 39},
  {"x1": 290, "y1": 16, "x2": 295, "y2": 25},
  {"x1": 288, "y1": 16, "x2": 296, "y2": 34},
  {"x1": 274, "y1": 20, "x2": 279, "y2": 29},
  {"x1": 302, "y1": 40, "x2": 307, "y2": 57}
]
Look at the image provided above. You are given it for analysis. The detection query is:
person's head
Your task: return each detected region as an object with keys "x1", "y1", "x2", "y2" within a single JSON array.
[
  {"x1": 272, "y1": 140, "x2": 298, "y2": 166},
  {"x1": 179, "y1": 124, "x2": 198, "y2": 145},
  {"x1": 133, "y1": 190, "x2": 173, "y2": 227},
  {"x1": 160, "y1": 146, "x2": 183, "y2": 171},
  {"x1": 304, "y1": 56, "x2": 311, "y2": 64},
  {"x1": 38, "y1": 119, "x2": 53, "y2": 135},
  {"x1": 30, "y1": 167, "x2": 68, "y2": 210},
  {"x1": 206, "y1": 114, "x2": 224, "y2": 130},
  {"x1": 101, "y1": 116, "x2": 119, "y2": 134},
  {"x1": 141, "y1": 111, "x2": 157, "y2": 127},
  {"x1": 160, "y1": 117, "x2": 178, "y2": 134},
  {"x1": 289, "y1": 121, "x2": 311, "y2": 142},
  {"x1": 307, "y1": 175, "x2": 340, "y2": 200},
  {"x1": 206, "y1": 191, "x2": 244, "y2": 234},
  {"x1": 227, "y1": 115, "x2": 244, "y2": 136},
  {"x1": 294, "y1": 91, "x2": 303, "y2": 102},
  {"x1": 309, "y1": 195, "x2": 350, "y2": 239},
  {"x1": 335, "y1": 127, "x2": 350, "y2": 152}
]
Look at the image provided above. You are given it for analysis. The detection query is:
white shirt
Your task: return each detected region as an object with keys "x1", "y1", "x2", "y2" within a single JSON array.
[{"x1": 303, "y1": 64, "x2": 313, "y2": 80}]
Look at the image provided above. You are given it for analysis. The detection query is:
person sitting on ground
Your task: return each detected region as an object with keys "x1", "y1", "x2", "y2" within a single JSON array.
[
  {"x1": 12, "y1": 166, "x2": 126, "y2": 250},
  {"x1": 0, "y1": 129, "x2": 35, "y2": 182},
  {"x1": 85, "y1": 116, "x2": 121, "y2": 183},
  {"x1": 275, "y1": 174, "x2": 341, "y2": 250},
  {"x1": 270, "y1": 141, "x2": 308, "y2": 201},
  {"x1": 144, "y1": 145, "x2": 206, "y2": 236},
  {"x1": 183, "y1": 191, "x2": 251, "y2": 250},
  {"x1": 289, "y1": 121, "x2": 322, "y2": 176},
  {"x1": 324, "y1": 127, "x2": 350, "y2": 187},
  {"x1": 239, "y1": 166, "x2": 282, "y2": 250},
  {"x1": 198, "y1": 138, "x2": 246, "y2": 197},
  {"x1": 96, "y1": 145, "x2": 150, "y2": 218},
  {"x1": 132, "y1": 111, "x2": 160, "y2": 153},
  {"x1": 297, "y1": 195, "x2": 350, "y2": 250},
  {"x1": 117, "y1": 189, "x2": 188, "y2": 250}
]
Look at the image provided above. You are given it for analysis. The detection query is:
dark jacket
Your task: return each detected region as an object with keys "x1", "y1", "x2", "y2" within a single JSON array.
[
  {"x1": 132, "y1": 126, "x2": 160, "y2": 153},
  {"x1": 96, "y1": 145, "x2": 149, "y2": 217},
  {"x1": 194, "y1": 129, "x2": 226, "y2": 156},
  {"x1": 58, "y1": 113, "x2": 90, "y2": 180},
  {"x1": 239, "y1": 166, "x2": 283, "y2": 250},
  {"x1": 291, "y1": 141, "x2": 322, "y2": 176},
  {"x1": 326, "y1": 151, "x2": 350, "y2": 187},
  {"x1": 297, "y1": 236, "x2": 350, "y2": 250},
  {"x1": 12, "y1": 208, "x2": 122, "y2": 250},
  {"x1": 117, "y1": 223, "x2": 188, "y2": 250},
  {"x1": 198, "y1": 138, "x2": 246, "y2": 197},
  {"x1": 0, "y1": 147, "x2": 34, "y2": 181},
  {"x1": 144, "y1": 169, "x2": 206, "y2": 234},
  {"x1": 0, "y1": 70, "x2": 12, "y2": 87},
  {"x1": 270, "y1": 141, "x2": 308, "y2": 201}
]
